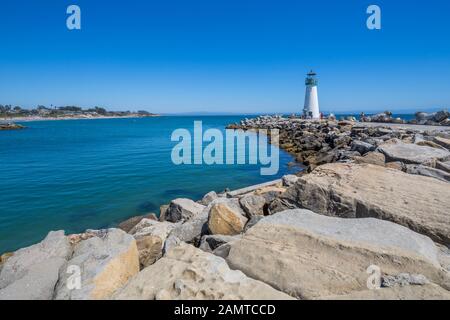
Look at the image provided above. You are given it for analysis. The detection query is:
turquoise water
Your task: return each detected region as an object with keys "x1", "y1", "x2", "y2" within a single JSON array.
[{"x1": 0, "y1": 116, "x2": 297, "y2": 253}]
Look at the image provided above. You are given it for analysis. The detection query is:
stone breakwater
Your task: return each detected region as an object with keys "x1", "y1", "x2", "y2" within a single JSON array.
[
  {"x1": 1, "y1": 116, "x2": 450, "y2": 300},
  {"x1": 360, "y1": 110, "x2": 450, "y2": 126}
]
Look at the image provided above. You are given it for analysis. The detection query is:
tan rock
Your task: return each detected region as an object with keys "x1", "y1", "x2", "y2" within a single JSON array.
[
  {"x1": 54, "y1": 229, "x2": 139, "y2": 300},
  {"x1": 208, "y1": 202, "x2": 248, "y2": 235},
  {"x1": 0, "y1": 253, "x2": 13, "y2": 267},
  {"x1": 113, "y1": 243, "x2": 294, "y2": 300},
  {"x1": 226, "y1": 209, "x2": 448, "y2": 299},
  {"x1": 385, "y1": 161, "x2": 404, "y2": 170},
  {"x1": 130, "y1": 219, "x2": 176, "y2": 268},
  {"x1": 283, "y1": 163, "x2": 450, "y2": 245},
  {"x1": 353, "y1": 152, "x2": 385, "y2": 166}
]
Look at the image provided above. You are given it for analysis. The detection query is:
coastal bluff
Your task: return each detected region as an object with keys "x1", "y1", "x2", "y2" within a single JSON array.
[{"x1": 1, "y1": 116, "x2": 450, "y2": 300}]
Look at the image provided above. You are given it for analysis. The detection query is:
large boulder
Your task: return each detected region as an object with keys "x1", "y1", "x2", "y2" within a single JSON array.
[
  {"x1": 130, "y1": 219, "x2": 176, "y2": 268},
  {"x1": 0, "y1": 231, "x2": 71, "y2": 300},
  {"x1": 165, "y1": 198, "x2": 205, "y2": 223},
  {"x1": 239, "y1": 194, "x2": 266, "y2": 217},
  {"x1": 283, "y1": 163, "x2": 450, "y2": 245},
  {"x1": 54, "y1": 229, "x2": 139, "y2": 300},
  {"x1": 378, "y1": 140, "x2": 450, "y2": 165},
  {"x1": 113, "y1": 243, "x2": 293, "y2": 300},
  {"x1": 208, "y1": 199, "x2": 248, "y2": 236},
  {"x1": 226, "y1": 209, "x2": 447, "y2": 299}
]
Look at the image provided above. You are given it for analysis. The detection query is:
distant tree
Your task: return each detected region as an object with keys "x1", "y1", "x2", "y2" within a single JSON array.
[
  {"x1": 93, "y1": 106, "x2": 107, "y2": 115},
  {"x1": 59, "y1": 106, "x2": 82, "y2": 112}
]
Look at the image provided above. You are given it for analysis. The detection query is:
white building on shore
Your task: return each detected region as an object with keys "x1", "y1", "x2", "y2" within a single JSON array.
[{"x1": 303, "y1": 71, "x2": 320, "y2": 119}]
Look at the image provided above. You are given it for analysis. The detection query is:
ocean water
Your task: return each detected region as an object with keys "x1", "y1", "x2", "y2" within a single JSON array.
[{"x1": 0, "y1": 116, "x2": 297, "y2": 253}]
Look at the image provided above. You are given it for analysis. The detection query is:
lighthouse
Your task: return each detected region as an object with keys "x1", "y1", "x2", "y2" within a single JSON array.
[{"x1": 303, "y1": 70, "x2": 320, "y2": 119}]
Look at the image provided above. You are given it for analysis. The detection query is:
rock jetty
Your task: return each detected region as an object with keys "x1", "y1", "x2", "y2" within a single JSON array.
[
  {"x1": 1, "y1": 115, "x2": 450, "y2": 300},
  {"x1": 359, "y1": 110, "x2": 450, "y2": 126}
]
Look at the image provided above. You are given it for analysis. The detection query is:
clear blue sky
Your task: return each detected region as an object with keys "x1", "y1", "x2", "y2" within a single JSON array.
[{"x1": 1, "y1": 0, "x2": 449, "y2": 114}]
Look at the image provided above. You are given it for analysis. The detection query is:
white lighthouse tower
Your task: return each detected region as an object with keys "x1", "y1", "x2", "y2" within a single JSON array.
[{"x1": 303, "y1": 70, "x2": 320, "y2": 119}]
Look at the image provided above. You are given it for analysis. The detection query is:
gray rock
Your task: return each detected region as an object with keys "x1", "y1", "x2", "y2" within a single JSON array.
[
  {"x1": 282, "y1": 175, "x2": 299, "y2": 187},
  {"x1": 239, "y1": 194, "x2": 266, "y2": 217},
  {"x1": 433, "y1": 136, "x2": 450, "y2": 150},
  {"x1": 351, "y1": 140, "x2": 376, "y2": 155},
  {"x1": 433, "y1": 110, "x2": 450, "y2": 123},
  {"x1": 406, "y1": 164, "x2": 450, "y2": 183},
  {"x1": 414, "y1": 134, "x2": 425, "y2": 144},
  {"x1": 164, "y1": 212, "x2": 209, "y2": 252},
  {"x1": 436, "y1": 161, "x2": 450, "y2": 173},
  {"x1": 382, "y1": 273, "x2": 430, "y2": 288},
  {"x1": 0, "y1": 231, "x2": 71, "y2": 300},
  {"x1": 165, "y1": 198, "x2": 205, "y2": 223},
  {"x1": 200, "y1": 191, "x2": 218, "y2": 206},
  {"x1": 379, "y1": 140, "x2": 450, "y2": 164},
  {"x1": 267, "y1": 198, "x2": 298, "y2": 215}
]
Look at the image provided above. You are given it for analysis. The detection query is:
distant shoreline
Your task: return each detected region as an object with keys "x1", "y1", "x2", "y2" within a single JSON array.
[{"x1": 0, "y1": 114, "x2": 161, "y2": 123}]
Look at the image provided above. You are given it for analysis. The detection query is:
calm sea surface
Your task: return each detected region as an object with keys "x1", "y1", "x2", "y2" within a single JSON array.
[{"x1": 0, "y1": 116, "x2": 297, "y2": 253}]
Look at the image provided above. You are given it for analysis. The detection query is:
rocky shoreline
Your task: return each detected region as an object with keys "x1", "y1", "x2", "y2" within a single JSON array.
[
  {"x1": 1, "y1": 115, "x2": 450, "y2": 300},
  {"x1": 0, "y1": 114, "x2": 160, "y2": 123}
]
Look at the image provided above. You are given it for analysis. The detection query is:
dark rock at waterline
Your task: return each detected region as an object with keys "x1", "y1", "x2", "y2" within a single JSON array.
[{"x1": 0, "y1": 123, "x2": 25, "y2": 131}]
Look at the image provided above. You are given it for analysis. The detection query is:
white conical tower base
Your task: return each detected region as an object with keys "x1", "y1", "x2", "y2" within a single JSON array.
[{"x1": 304, "y1": 86, "x2": 320, "y2": 119}]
